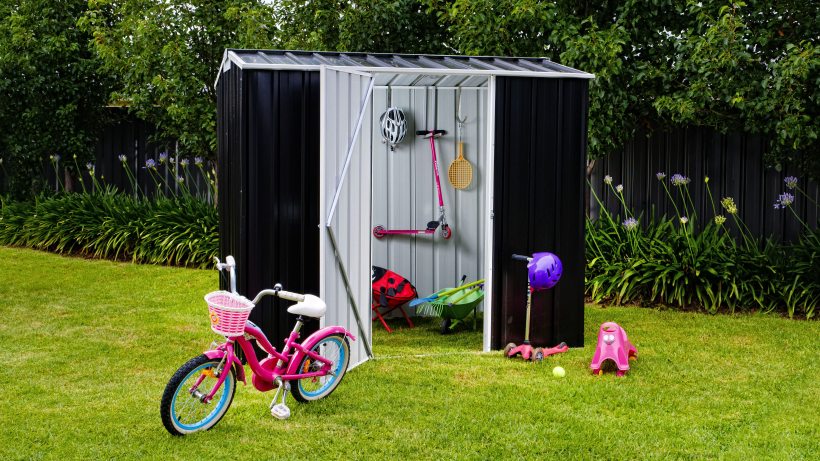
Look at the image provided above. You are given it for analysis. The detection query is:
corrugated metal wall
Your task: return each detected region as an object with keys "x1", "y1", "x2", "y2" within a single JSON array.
[
  {"x1": 217, "y1": 67, "x2": 321, "y2": 345},
  {"x1": 590, "y1": 127, "x2": 818, "y2": 240},
  {"x1": 371, "y1": 87, "x2": 489, "y2": 314},
  {"x1": 320, "y1": 69, "x2": 373, "y2": 367},
  {"x1": 492, "y1": 77, "x2": 588, "y2": 349}
]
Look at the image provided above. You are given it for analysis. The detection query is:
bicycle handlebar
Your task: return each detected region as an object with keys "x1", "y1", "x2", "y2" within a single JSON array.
[
  {"x1": 251, "y1": 287, "x2": 306, "y2": 305},
  {"x1": 216, "y1": 255, "x2": 308, "y2": 305}
]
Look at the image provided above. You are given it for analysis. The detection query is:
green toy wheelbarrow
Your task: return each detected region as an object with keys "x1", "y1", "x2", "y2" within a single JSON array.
[{"x1": 413, "y1": 279, "x2": 485, "y2": 334}]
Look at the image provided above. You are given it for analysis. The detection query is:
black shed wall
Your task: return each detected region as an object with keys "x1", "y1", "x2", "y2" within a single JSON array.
[
  {"x1": 217, "y1": 68, "x2": 321, "y2": 345},
  {"x1": 492, "y1": 77, "x2": 588, "y2": 349}
]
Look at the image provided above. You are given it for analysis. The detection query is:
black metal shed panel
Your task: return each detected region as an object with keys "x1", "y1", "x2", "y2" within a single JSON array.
[
  {"x1": 217, "y1": 67, "x2": 322, "y2": 343},
  {"x1": 491, "y1": 77, "x2": 588, "y2": 349}
]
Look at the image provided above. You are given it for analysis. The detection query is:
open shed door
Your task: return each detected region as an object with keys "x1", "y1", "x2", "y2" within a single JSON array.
[{"x1": 319, "y1": 67, "x2": 375, "y2": 369}]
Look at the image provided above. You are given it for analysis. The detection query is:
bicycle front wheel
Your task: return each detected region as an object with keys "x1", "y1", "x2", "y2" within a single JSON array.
[
  {"x1": 292, "y1": 334, "x2": 350, "y2": 402},
  {"x1": 160, "y1": 355, "x2": 236, "y2": 436}
]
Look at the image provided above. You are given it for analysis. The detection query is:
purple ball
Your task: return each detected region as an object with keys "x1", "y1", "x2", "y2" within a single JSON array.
[{"x1": 528, "y1": 252, "x2": 562, "y2": 291}]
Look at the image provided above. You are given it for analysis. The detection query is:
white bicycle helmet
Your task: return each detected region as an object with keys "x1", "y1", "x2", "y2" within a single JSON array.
[{"x1": 379, "y1": 107, "x2": 407, "y2": 149}]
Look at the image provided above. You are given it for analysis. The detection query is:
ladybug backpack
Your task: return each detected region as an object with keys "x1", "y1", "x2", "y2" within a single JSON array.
[{"x1": 371, "y1": 266, "x2": 417, "y2": 333}]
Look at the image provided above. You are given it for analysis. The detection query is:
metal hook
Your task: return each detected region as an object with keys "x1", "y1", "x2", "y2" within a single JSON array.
[{"x1": 455, "y1": 87, "x2": 467, "y2": 127}]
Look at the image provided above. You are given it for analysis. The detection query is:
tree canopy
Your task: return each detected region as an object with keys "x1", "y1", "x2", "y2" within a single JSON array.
[
  {"x1": 82, "y1": 0, "x2": 280, "y2": 160},
  {"x1": 0, "y1": 0, "x2": 817, "y2": 196},
  {"x1": 0, "y1": 0, "x2": 111, "y2": 195},
  {"x1": 276, "y1": 0, "x2": 818, "y2": 173}
]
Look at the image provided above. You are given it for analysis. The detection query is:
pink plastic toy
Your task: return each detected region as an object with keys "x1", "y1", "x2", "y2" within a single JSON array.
[{"x1": 590, "y1": 322, "x2": 637, "y2": 377}]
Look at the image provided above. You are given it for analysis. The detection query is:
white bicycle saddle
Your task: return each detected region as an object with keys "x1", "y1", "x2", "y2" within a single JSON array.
[{"x1": 286, "y1": 294, "x2": 326, "y2": 318}]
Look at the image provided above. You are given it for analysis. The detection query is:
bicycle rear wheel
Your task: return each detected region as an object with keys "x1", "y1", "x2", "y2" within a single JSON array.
[
  {"x1": 292, "y1": 334, "x2": 350, "y2": 402},
  {"x1": 160, "y1": 355, "x2": 236, "y2": 436}
]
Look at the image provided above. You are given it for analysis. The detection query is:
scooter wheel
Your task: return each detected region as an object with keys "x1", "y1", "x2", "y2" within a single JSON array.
[
  {"x1": 533, "y1": 348, "x2": 544, "y2": 362},
  {"x1": 503, "y1": 342, "x2": 516, "y2": 358},
  {"x1": 373, "y1": 225, "x2": 386, "y2": 239},
  {"x1": 442, "y1": 225, "x2": 452, "y2": 240}
]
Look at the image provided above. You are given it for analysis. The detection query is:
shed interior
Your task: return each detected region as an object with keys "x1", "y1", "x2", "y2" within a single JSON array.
[{"x1": 371, "y1": 85, "x2": 489, "y2": 319}]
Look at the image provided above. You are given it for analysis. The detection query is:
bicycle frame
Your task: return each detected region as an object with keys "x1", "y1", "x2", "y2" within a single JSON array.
[
  {"x1": 199, "y1": 258, "x2": 356, "y2": 402},
  {"x1": 372, "y1": 129, "x2": 451, "y2": 239}
]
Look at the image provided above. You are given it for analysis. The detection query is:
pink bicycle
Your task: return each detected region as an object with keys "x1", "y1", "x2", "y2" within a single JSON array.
[
  {"x1": 372, "y1": 129, "x2": 452, "y2": 240},
  {"x1": 160, "y1": 256, "x2": 355, "y2": 435}
]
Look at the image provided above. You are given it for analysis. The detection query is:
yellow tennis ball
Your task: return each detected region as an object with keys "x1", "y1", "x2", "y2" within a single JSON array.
[{"x1": 552, "y1": 366, "x2": 566, "y2": 378}]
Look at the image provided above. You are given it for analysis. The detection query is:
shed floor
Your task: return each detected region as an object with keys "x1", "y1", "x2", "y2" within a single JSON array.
[{"x1": 371, "y1": 316, "x2": 483, "y2": 358}]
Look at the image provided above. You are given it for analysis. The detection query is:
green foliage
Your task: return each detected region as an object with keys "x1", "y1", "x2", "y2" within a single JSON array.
[
  {"x1": 587, "y1": 176, "x2": 819, "y2": 319},
  {"x1": 0, "y1": 0, "x2": 112, "y2": 197},
  {"x1": 0, "y1": 189, "x2": 217, "y2": 268},
  {"x1": 277, "y1": 0, "x2": 449, "y2": 53},
  {"x1": 431, "y1": 0, "x2": 819, "y2": 172},
  {"x1": 81, "y1": 0, "x2": 281, "y2": 160}
]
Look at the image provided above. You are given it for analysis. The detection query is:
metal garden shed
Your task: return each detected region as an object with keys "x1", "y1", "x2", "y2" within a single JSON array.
[{"x1": 215, "y1": 49, "x2": 592, "y2": 369}]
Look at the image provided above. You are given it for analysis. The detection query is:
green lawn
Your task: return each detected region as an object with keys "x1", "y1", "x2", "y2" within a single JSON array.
[{"x1": 1, "y1": 247, "x2": 818, "y2": 460}]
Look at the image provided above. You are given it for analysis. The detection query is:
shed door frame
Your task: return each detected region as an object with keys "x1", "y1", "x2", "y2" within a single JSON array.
[
  {"x1": 319, "y1": 66, "x2": 375, "y2": 369},
  {"x1": 321, "y1": 67, "x2": 498, "y2": 359},
  {"x1": 482, "y1": 76, "x2": 496, "y2": 352}
]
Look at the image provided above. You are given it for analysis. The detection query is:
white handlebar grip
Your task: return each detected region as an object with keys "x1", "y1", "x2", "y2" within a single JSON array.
[{"x1": 278, "y1": 290, "x2": 306, "y2": 302}]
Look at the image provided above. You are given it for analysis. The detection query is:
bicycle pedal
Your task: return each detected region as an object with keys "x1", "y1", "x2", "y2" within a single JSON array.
[{"x1": 271, "y1": 403, "x2": 291, "y2": 420}]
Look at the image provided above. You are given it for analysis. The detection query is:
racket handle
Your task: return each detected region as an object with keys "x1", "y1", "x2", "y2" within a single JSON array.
[
  {"x1": 458, "y1": 141, "x2": 464, "y2": 158},
  {"x1": 512, "y1": 254, "x2": 531, "y2": 262}
]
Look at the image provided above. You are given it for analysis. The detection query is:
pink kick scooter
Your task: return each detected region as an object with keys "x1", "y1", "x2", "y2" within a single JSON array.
[
  {"x1": 503, "y1": 253, "x2": 569, "y2": 362},
  {"x1": 373, "y1": 129, "x2": 452, "y2": 240}
]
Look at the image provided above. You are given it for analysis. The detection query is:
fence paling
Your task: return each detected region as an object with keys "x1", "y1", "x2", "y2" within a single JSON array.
[{"x1": 590, "y1": 126, "x2": 818, "y2": 242}]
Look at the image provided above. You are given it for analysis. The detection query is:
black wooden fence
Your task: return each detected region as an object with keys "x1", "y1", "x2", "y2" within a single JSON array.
[
  {"x1": 590, "y1": 126, "x2": 818, "y2": 242},
  {"x1": 91, "y1": 109, "x2": 212, "y2": 201},
  {"x1": 0, "y1": 109, "x2": 212, "y2": 201}
]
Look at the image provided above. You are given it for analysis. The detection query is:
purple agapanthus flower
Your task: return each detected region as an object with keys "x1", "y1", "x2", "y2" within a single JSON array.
[
  {"x1": 194, "y1": 156, "x2": 204, "y2": 166},
  {"x1": 158, "y1": 152, "x2": 168, "y2": 163},
  {"x1": 180, "y1": 158, "x2": 190, "y2": 167},
  {"x1": 784, "y1": 176, "x2": 798, "y2": 189},
  {"x1": 622, "y1": 217, "x2": 638, "y2": 230},
  {"x1": 145, "y1": 158, "x2": 157, "y2": 169},
  {"x1": 604, "y1": 175, "x2": 613, "y2": 185},
  {"x1": 656, "y1": 172, "x2": 666, "y2": 180},
  {"x1": 670, "y1": 174, "x2": 690, "y2": 186},
  {"x1": 118, "y1": 154, "x2": 127, "y2": 163},
  {"x1": 86, "y1": 162, "x2": 94, "y2": 171},
  {"x1": 773, "y1": 192, "x2": 794, "y2": 209}
]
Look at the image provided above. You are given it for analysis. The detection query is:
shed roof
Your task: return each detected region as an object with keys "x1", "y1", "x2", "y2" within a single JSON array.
[{"x1": 216, "y1": 49, "x2": 594, "y2": 88}]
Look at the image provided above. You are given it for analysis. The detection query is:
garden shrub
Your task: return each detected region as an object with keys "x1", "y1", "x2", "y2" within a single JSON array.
[
  {"x1": 0, "y1": 157, "x2": 218, "y2": 268},
  {"x1": 587, "y1": 174, "x2": 819, "y2": 319}
]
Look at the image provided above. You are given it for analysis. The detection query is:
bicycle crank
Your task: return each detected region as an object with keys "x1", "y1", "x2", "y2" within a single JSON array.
[{"x1": 269, "y1": 377, "x2": 291, "y2": 420}]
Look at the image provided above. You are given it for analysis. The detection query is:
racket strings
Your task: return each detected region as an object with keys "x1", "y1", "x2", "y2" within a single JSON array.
[{"x1": 448, "y1": 159, "x2": 473, "y2": 189}]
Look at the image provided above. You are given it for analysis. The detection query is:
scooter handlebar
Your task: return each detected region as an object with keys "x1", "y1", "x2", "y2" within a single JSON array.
[{"x1": 415, "y1": 129, "x2": 447, "y2": 138}]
